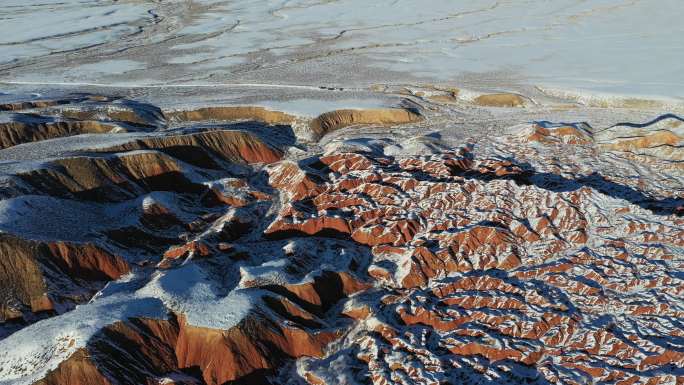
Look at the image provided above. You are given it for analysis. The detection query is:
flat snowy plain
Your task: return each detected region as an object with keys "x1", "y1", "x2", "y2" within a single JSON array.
[{"x1": 1, "y1": 0, "x2": 683, "y2": 100}]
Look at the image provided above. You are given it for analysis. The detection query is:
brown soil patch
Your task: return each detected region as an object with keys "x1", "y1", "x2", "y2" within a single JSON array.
[
  {"x1": 474, "y1": 93, "x2": 525, "y2": 107},
  {"x1": 165, "y1": 106, "x2": 296, "y2": 125}
]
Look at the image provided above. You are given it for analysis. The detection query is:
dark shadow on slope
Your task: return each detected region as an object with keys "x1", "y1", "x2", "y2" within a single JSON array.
[
  {"x1": 534, "y1": 120, "x2": 593, "y2": 130},
  {"x1": 116, "y1": 98, "x2": 167, "y2": 127},
  {"x1": 6, "y1": 110, "x2": 155, "y2": 134},
  {"x1": 171, "y1": 121, "x2": 298, "y2": 152},
  {"x1": 306, "y1": 149, "x2": 682, "y2": 216},
  {"x1": 447, "y1": 162, "x2": 684, "y2": 217},
  {"x1": 222, "y1": 369, "x2": 274, "y2": 385},
  {"x1": 610, "y1": 113, "x2": 684, "y2": 129}
]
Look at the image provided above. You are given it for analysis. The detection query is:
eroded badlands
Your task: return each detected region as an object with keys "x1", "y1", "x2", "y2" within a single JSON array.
[{"x1": 0, "y1": 88, "x2": 681, "y2": 385}]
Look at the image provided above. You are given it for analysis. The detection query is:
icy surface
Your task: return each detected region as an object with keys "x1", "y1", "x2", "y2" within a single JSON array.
[{"x1": 1, "y1": 0, "x2": 683, "y2": 98}]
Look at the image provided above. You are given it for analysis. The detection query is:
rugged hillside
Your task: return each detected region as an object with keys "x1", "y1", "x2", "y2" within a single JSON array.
[{"x1": 0, "y1": 92, "x2": 682, "y2": 385}]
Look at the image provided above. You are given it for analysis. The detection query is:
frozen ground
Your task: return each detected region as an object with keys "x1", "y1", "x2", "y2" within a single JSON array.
[
  {"x1": 0, "y1": 1, "x2": 683, "y2": 385},
  {"x1": 1, "y1": 0, "x2": 683, "y2": 100}
]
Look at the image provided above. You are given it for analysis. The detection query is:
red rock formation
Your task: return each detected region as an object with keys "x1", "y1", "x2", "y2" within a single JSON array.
[
  {"x1": 140, "y1": 202, "x2": 184, "y2": 230},
  {"x1": 265, "y1": 216, "x2": 351, "y2": 239},
  {"x1": 34, "y1": 349, "x2": 113, "y2": 385},
  {"x1": 261, "y1": 144, "x2": 683, "y2": 384},
  {"x1": 46, "y1": 242, "x2": 129, "y2": 281},
  {"x1": 97, "y1": 130, "x2": 283, "y2": 165},
  {"x1": 176, "y1": 313, "x2": 337, "y2": 384},
  {"x1": 267, "y1": 162, "x2": 325, "y2": 200},
  {"x1": 1, "y1": 97, "x2": 682, "y2": 385},
  {"x1": 0, "y1": 234, "x2": 129, "y2": 324},
  {"x1": 18, "y1": 151, "x2": 206, "y2": 201},
  {"x1": 525, "y1": 124, "x2": 593, "y2": 145},
  {"x1": 163, "y1": 241, "x2": 212, "y2": 260},
  {"x1": 32, "y1": 298, "x2": 341, "y2": 385}
]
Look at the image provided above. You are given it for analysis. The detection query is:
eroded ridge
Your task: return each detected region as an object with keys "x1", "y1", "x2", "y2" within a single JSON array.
[
  {"x1": 0, "y1": 93, "x2": 682, "y2": 385},
  {"x1": 267, "y1": 132, "x2": 683, "y2": 384}
]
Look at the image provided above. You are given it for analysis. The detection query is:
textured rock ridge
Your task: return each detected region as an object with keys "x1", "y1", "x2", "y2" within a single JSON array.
[
  {"x1": 96, "y1": 130, "x2": 284, "y2": 165},
  {"x1": 0, "y1": 96, "x2": 682, "y2": 385},
  {"x1": 165, "y1": 106, "x2": 296, "y2": 126},
  {"x1": 0, "y1": 120, "x2": 118, "y2": 149},
  {"x1": 310, "y1": 108, "x2": 422, "y2": 139},
  {"x1": 0, "y1": 234, "x2": 129, "y2": 326}
]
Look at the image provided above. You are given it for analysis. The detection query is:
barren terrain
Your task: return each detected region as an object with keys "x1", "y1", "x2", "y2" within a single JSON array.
[{"x1": 0, "y1": 1, "x2": 682, "y2": 385}]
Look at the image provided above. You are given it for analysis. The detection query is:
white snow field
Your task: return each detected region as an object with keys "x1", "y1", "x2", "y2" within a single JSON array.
[{"x1": 1, "y1": 0, "x2": 683, "y2": 99}]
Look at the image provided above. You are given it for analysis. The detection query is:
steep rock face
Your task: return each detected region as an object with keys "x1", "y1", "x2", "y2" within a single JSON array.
[
  {"x1": 0, "y1": 120, "x2": 117, "y2": 149},
  {"x1": 267, "y1": 161, "x2": 324, "y2": 201},
  {"x1": 33, "y1": 349, "x2": 113, "y2": 385},
  {"x1": 176, "y1": 312, "x2": 337, "y2": 385},
  {"x1": 0, "y1": 235, "x2": 49, "y2": 322},
  {"x1": 309, "y1": 108, "x2": 422, "y2": 139},
  {"x1": 139, "y1": 202, "x2": 185, "y2": 231},
  {"x1": 96, "y1": 130, "x2": 283, "y2": 166},
  {"x1": 45, "y1": 242, "x2": 130, "y2": 281},
  {"x1": 89, "y1": 318, "x2": 182, "y2": 385},
  {"x1": 32, "y1": 299, "x2": 342, "y2": 385},
  {"x1": 252, "y1": 270, "x2": 371, "y2": 317},
  {"x1": 17, "y1": 151, "x2": 204, "y2": 202},
  {"x1": 33, "y1": 318, "x2": 180, "y2": 385},
  {"x1": 0, "y1": 234, "x2": 129, "y2": 324}
]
